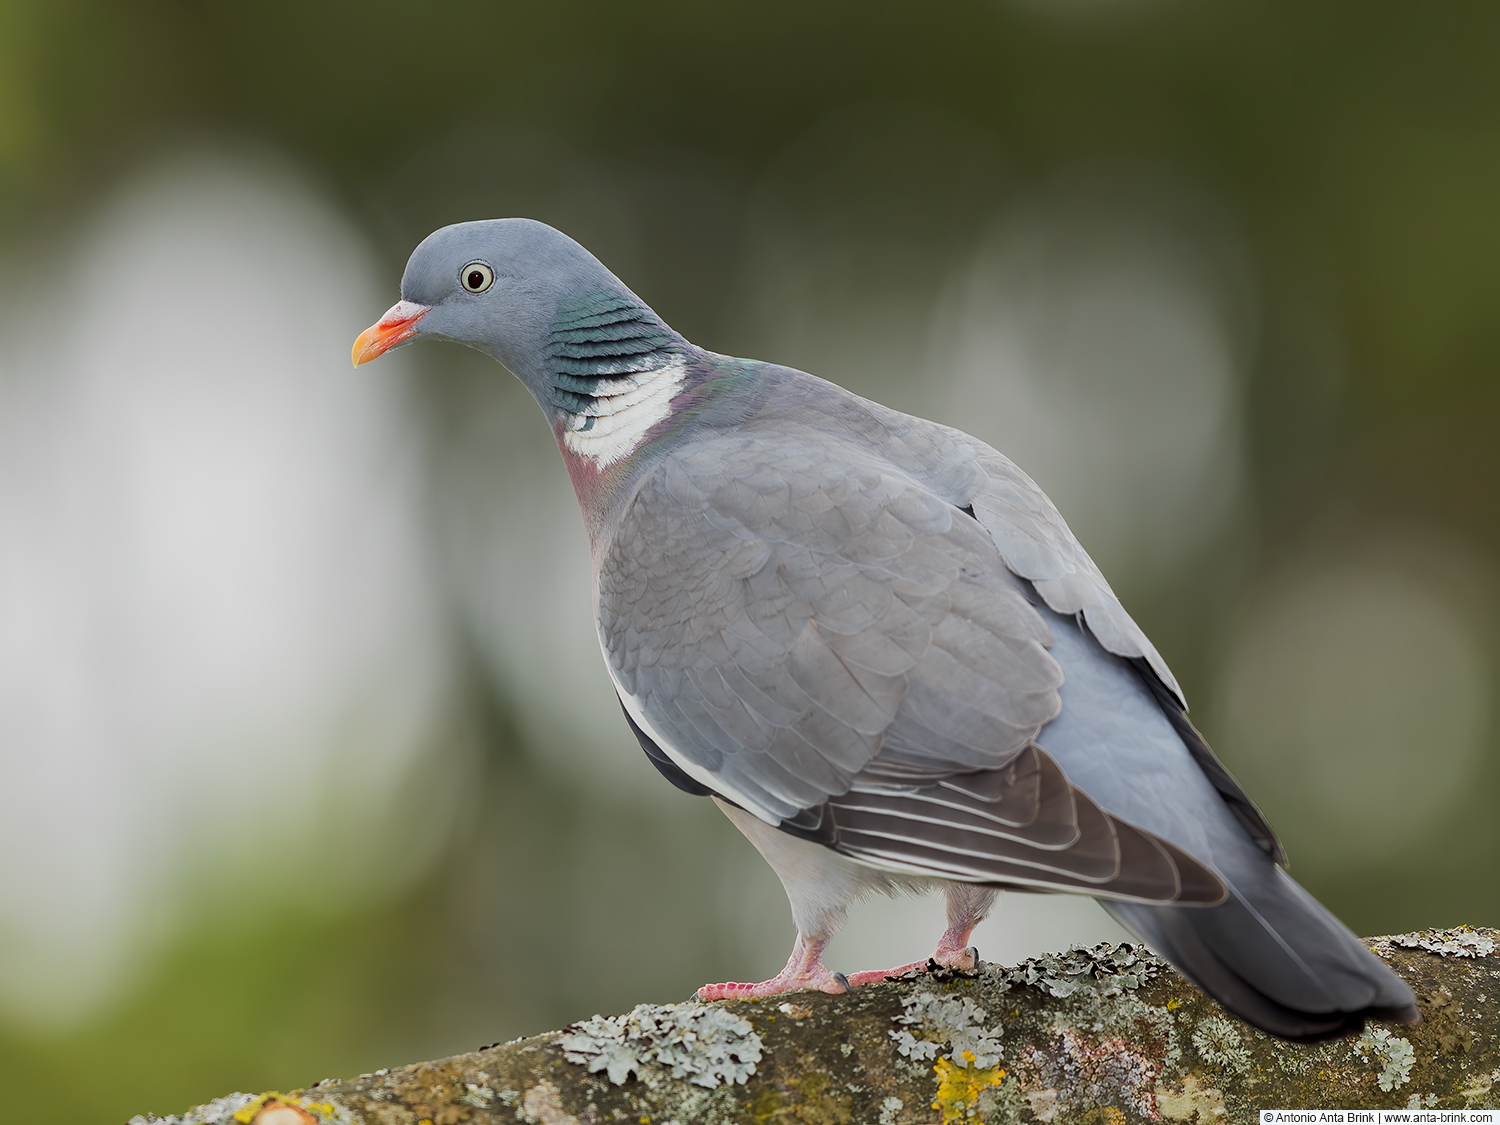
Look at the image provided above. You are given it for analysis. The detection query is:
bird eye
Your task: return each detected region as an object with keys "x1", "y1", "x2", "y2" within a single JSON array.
[{"x1": 460, "y1": 261, "x2": 494, "y2": 293}]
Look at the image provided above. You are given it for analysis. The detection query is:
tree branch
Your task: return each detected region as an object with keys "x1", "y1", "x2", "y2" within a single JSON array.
[{"x1": 131, "y1": 928, "x2": 1499, "y2": 1125}]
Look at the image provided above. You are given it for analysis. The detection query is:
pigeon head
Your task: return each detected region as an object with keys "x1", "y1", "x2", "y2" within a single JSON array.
[{"x1": 353, "y1": 218, "x2": 683, "y2": 415}]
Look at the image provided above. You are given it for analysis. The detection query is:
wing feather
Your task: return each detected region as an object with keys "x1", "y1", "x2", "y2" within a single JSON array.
[{"x1": 599, "y1": 426, "x2": 1229, "y2": 898}]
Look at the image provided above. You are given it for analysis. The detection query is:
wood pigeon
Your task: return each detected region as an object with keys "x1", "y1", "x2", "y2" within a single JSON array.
[{"x1": 354, "y1": 219, "x2": 1418, "y2": 1041}]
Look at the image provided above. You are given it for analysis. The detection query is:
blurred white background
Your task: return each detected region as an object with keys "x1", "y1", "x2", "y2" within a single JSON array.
[
  {"x1": 0, "y1": 124, "x2": 1493, "y2": 1108},
  {"x1": 4, "y1": 5, "x2": 1498, "y2": 1121},
  {"x1": 0, "y1": 153, "x2": 453, "y2": 1029}
]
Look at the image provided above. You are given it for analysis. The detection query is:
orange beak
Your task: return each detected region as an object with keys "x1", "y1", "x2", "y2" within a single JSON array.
[{"x1": 352, "y1": 300, "x2": 430, "y2": 366}]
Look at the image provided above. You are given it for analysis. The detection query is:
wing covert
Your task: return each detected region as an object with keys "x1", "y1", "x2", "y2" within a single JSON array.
[
  {"x1": 597, "y1": 433, "x2": 1062, "y2": 824},
  {"x1": 948, "y1": 444, "x2": 1283, "y2": 861},
  {"x1": 596, "y1": 415, "x2": 1248, "y2": 899},
  {"x1": 964, "y1": 450, "x2": 1187, "y2": 706}
]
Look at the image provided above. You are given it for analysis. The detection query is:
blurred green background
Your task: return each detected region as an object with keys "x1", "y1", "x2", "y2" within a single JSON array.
[{"x1": 0, "y1": 2, "x2": 1497, "y2": 1121}]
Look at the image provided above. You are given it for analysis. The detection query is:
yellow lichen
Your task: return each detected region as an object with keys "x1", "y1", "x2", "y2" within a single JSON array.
[
  {"x1": 233, "y1": 1095, "x2": 270, "y2": 1123},
  {"x1": 229, "y1": 1098, "x2": 342, "y2": 1122},
  {"x1": 931, "y1": 1055, "x2": 1007, "y2": 1123},
  {"x1": 230, "y1": 1092, "x2": 340, "y2": 1125}
]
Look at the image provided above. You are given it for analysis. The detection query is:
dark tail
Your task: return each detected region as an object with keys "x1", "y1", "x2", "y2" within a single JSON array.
[{"x1": 1104, "y1": 864, "x2": 1418, "y2": 1042}]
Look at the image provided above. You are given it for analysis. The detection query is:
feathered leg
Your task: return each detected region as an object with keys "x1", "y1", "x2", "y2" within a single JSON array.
[{"x1": 698, "y1": 799, "x2": 858, "y2": 999}]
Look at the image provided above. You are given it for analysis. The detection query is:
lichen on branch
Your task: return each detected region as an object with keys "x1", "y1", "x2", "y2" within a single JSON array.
[{"x1": 130, "y1": 928, "x2": 1500, "y2": 1125}]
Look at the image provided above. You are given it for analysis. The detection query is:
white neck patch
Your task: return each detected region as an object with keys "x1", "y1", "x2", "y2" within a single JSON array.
[{"x1": 560, "y1": 359, "x2": 687, "y2": 467}]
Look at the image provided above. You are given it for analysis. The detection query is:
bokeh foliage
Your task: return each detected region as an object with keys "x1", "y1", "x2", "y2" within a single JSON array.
[{"x1": 0, "y1": 1, "x2": 1497, "y2": 1121}]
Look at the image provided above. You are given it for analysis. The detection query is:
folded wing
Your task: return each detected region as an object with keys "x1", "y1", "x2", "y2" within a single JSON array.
[{"x1": 600, "y1": 431, "x2": 1221, "y2": 906}]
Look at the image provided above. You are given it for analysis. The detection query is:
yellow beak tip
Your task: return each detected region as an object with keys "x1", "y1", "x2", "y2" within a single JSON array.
[
  {"x1": 352, "y1": 302, "x2": 429, "y2": 368},
  {"x1": 351, "y1": 326, "x2": 384, "y2": 367}
]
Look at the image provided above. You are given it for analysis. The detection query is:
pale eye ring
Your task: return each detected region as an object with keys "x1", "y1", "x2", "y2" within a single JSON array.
[{"x1": 460, "y1": 261, "x2": 494, "y2": 293}]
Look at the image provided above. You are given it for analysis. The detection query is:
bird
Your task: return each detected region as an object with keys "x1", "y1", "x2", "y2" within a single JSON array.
[{"x1": 353, "y1": 217, "x2": 1418, "y2": 1042}]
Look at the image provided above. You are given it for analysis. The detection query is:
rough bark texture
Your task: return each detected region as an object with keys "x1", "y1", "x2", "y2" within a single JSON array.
[{"x1": 131, "y1": 928, "x2": 1499, "y2": 1125}]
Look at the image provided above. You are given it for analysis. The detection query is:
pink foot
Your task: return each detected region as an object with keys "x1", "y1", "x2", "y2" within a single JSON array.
[
  {"x1": 695, "y1": 933, "x2": 850, "y2": 1001},
  {"x1": 843, "y1": 960, "x2": 929, "y2": 987},
  {"x1": 935, "y1": 940, "x2": 981, "y2": 971},
  {"x1": 841, "y1": 943, "x2": 981, "y2": 988},
  {"x1": 695, "y1": 968, "x2": 849, "y2": 1001}
]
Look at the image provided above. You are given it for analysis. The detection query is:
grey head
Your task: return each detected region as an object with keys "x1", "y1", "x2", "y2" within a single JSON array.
[{"x1": 353, "y1": 218, "x2": 684, "y2": 412}]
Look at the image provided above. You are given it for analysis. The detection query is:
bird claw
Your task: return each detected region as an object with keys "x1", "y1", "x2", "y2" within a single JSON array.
[
  {"x1": 842, "y1": 960, "x2": 931, "y2": 987},
  {"x1": 695, "y1": 967, "x2": 850, "y2": 1001}
]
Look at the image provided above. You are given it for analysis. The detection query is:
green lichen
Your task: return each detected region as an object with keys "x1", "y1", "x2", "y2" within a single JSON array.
[
  {"x1": 996, "y1": 942, "x2": 1158, "y2": 998},
  {"x1": 1020, "y1": 1027, "x2": 1163, "y2": 1120},
  {"x1": 1010, "y1": 951, "x2": 1184, "y2": 1078},
  {"x1": 890, "y1": 990, "x2": 1004, "y2": 1068},
  {"x1": 985, "y1": 1075, "x2": 1026, "y2": 1124},
  {"x1": 128, "y1": 1092, "x2": 353, "y2": 1125},
  {"x1": 127, "y1": 929, "x2": 1500, "y2": 1125},
  {"x1": 748, "y1": 1086, "x2": 785, "y2": 1121},
  {"x1": 127, "y1": 1093, "x2": 257, "y2": 1125},
  {"x1": 1191, "y1": 1015, "x2": 1251, "y2": 1075},
  {"x1": 1458, "y1": 1066, "x2": 1500, "y2": 1106},
  {"x1": 1355, "y1": 1027, "x2": 1416, "y2": 1092},
  {"x1": 792, "y1": 1071, "x2": 852, "y2": 1125},
  {"x1": 558, "y1": 1002, "x2": 762, "y2": 1087},
  {"x1": 1394, "y1": 927, "x2": 1496, "y2": 959}
]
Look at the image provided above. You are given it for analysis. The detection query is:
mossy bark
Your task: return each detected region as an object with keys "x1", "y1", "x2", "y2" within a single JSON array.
[{"x1": 134, "y1": 929, "x2": 1500, "y2": 1125}]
